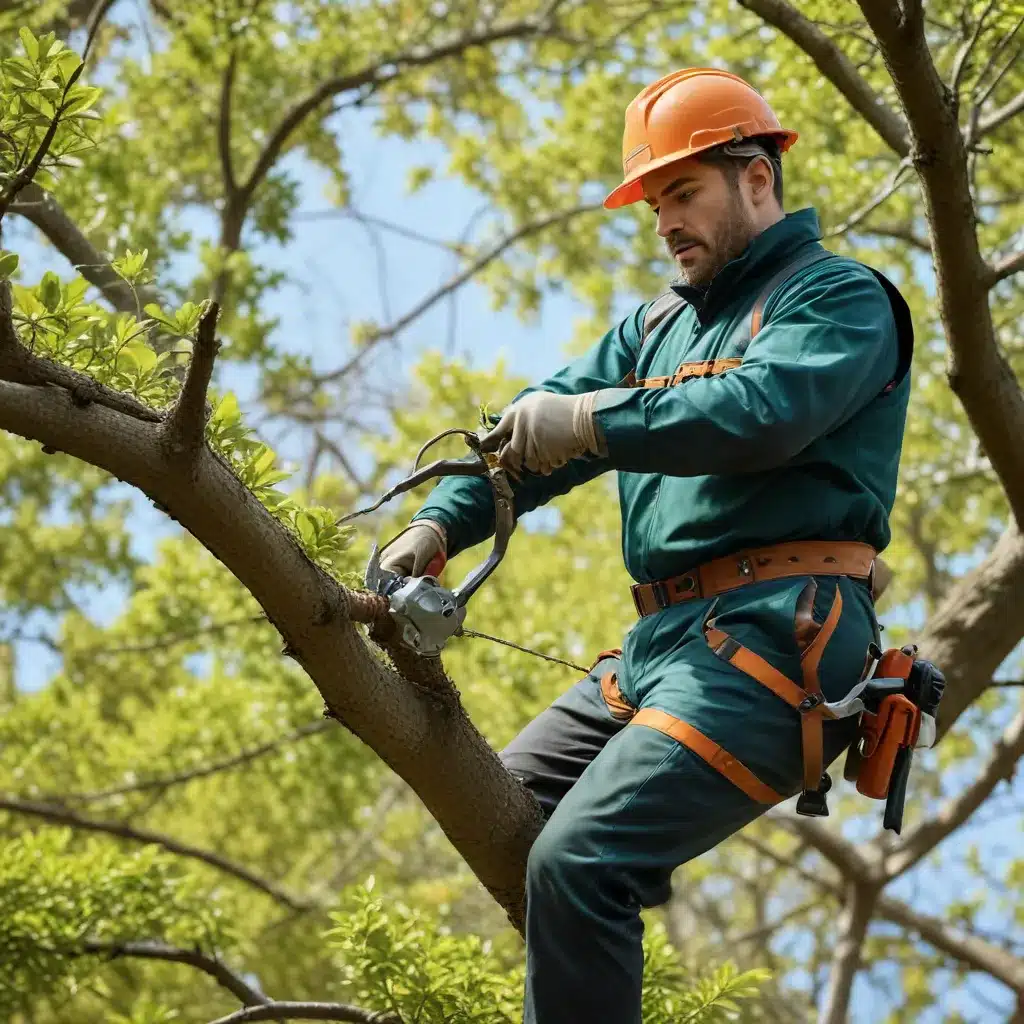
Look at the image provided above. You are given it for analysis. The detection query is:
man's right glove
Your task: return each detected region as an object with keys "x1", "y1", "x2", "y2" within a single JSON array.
[{"x1": 378, "y1": 521, "x2": 447, "y2": 578}]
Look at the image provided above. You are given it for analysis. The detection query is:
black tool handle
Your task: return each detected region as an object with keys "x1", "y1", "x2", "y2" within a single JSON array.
[{"x1": 883, "y1": 746, "x2": 913, "y2": 834}]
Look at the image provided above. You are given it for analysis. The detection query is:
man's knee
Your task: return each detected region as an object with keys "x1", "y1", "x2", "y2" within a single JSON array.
[{"x1": 526, "y1": 813, "x2": 596, "y2": 898}]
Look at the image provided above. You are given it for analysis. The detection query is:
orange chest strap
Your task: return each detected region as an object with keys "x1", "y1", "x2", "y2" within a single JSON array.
[
  {"x1": 704, "y1": 587, "x2": 844, "y2": 795},
  {"x1": 624, "y1": 357, "x2": 742, "y2": 390}
]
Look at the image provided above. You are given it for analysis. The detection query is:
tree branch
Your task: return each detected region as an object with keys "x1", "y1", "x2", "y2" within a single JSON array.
[
  {"x1": 977, "y1": 89, "x2": 1024, "y2": 138},
  {"x1": 875, "y1": 892, "x2": 1024, "y2": 991},
  {"x1": 767, "y1": 809, "x2": 879, "y2": 883},
  {"x1": 740, "y1": 832, "x2": 1024, "y2": 989},
  {"x1": 208, "y1": 1003, "x2": 396, "y2": 1024},
  {"x1": 81, "y1": 940, "x2": 270, "y2": 1007},
  {"x1": 820, "y1": 881, "x2": 880, "y2": 1024},
  {"x1": 737, "y1": 0, "x2": 911, "y2": 156},
  {"x1": 219, "y1": 51, "x2": 238, "y2": 200},
  {"x1": 318, "y1": 203, "x2": 600, "y2": 383},
  {"x1": 58, "y1": 719, "x2": 331, "y2": 804},
  {"x1": 239, "y1": 16, "x2": 569, "y2": 209},
  {"x1": 165, "y1": 301, "x2": 220, "y2": 455},
  {"x1": 986, "y1": 249, "x2": 1024, "y2": 287},
  {"x1": 0, "y1": 795, "x2": 316, "y2": 911},
  {"x1": 949, "y1": 0, "x2": 999, "y2": 97},
  {"x1": 855, "y1": 0, "x2": 1024, "y2": 524},
  {"x1": 913, "y1": 520, "x2": 1024, "y2": 737},
  {"x1": 883, "y1": 707, "x2": 1024, "y2": 878},
  {"x1": 10, "y1": 183, "x2": 161, "y2": 313},
  {"x1": 826, "y1": 156, "x2": 914, "y2": 237},
  {"x1": 0, "y1": 321, "x2": 544, "y2": 930}
]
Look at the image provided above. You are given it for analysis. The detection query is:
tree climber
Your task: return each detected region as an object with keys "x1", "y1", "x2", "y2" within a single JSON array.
[{"x1": 380, "y1": 68, "x2": 921, "y2": 1024}]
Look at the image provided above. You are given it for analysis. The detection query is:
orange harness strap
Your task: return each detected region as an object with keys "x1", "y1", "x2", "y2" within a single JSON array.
[
  {"x1": 595, "y1": 587, "x2": 846, "y2": 805},
  {"x1": 629, "y1": 357, "x2": 743, "y2": 390},
  {"x1": 632, "y1": 709, "x2": 784, "y2": 805},
  {"x1": 704, "y1": 588, "x2": 844, "y2": 794}
]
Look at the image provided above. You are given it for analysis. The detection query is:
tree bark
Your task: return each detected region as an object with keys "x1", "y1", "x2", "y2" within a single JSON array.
[
  {"x1": 819, "y1": 882, "x2": 879, "y2": 1024},
  {"x1": 0, "y1": 366, "x2": 543, "y2": 930}
]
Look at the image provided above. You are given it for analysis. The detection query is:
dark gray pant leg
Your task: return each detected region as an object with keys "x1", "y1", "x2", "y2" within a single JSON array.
[{"x1": 500, "y1": 656, "x2": 625, "y2": 819}]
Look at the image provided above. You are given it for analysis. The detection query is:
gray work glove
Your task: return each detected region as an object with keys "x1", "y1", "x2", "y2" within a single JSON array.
[
  {"x1": 479, "y1": 390, "x2": 604, "y2": 476},
  {"x1": 378, "y1": 521, "x2": 447, "y2": 577}
]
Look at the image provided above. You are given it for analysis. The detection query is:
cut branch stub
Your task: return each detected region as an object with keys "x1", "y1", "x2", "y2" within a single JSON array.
[{"x1": 165, "y1": 301, "x2": 221, "y2": 459}]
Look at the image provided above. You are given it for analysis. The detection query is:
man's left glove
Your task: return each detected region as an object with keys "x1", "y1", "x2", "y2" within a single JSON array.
[{"x1": 479, "y1": 390, "x2": 605, "y2": 476}]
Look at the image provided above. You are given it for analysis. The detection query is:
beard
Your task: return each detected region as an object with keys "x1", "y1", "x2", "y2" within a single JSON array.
[{"x1": 667, "y1": 191, "x2": 756, "y2": 290}]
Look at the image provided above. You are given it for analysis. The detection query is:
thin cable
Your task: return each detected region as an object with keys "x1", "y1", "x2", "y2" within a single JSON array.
[{"x1": 458, "y1": 628, "x2": 590, "y2": 675}]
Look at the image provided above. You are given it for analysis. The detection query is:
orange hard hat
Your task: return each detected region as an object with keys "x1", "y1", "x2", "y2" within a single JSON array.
[{"x1": 603, "y1": 68, "x2": 798, "y2": 210}]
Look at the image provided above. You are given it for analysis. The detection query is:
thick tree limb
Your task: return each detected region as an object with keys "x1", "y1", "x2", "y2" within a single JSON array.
[
  {"x1": 208, "y1": 1002, "x2": 396, "y2": 1024},
  {"x1": 0, "y1": 795, "x2": 316, "y2": 911},
  {"x1": 736, "y1": 0, "x2": 910, "y2": 156},
  {"x1": 912, "y1": 521, "x2": 1024, "y2": 736},
  {"x1": 60, "y1": 719, "x2": 331, "y2": 804},
  {"x1": 820, "y1": 881, "x2": 880, "y2": 1024},
  {"x1": 0, "y1": 351, "x2": 544, "y2": 930},
  {"x1": 165, "y1": 301, "x2": 221, "y2": 455},
  {"x1": 883, "y1": 706, "x2": 1024, "y2": 879},
  {"x1": 854, "y1": 0, "x2": 1024, "y2": 522},
  {"x1": 10, "y1": 183, "x2": 161, "y2": 313},
  {"x1": 81, "y1": 940, "x2": 270, "y2": 1007}
]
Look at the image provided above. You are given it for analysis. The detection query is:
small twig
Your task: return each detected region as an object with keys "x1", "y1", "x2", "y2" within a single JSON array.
[
  {"x1": 80, "y1": 940, "x2": 270, "y2": 1006},
  {"x1": 292, "y1": 208, "x2": 459, "y2": 252},
  {"x1": 826, "y1": 156, "x2": 914, "y2": 237},
  {"x1": 0, "y1": 795, "x2": 316, "y2": 911},
  {"x1": 165, "y1": 302, "x2": 220, "y2": 454},
  {"x1": 0, "y1": 0, "x2": 117, "y2": 220},
  {"x1": 948, "y1": 0, "x2": 997, "y2": 96},
  {"x1": 318, "y1": 203, "x2": 600, "y2": 383},
  {"x1": 206, "y1": 1002, "x2": 398, "y2": 1024},
  {"x1": 57, "y1": 719, "x2": 332, "y2": 803}
]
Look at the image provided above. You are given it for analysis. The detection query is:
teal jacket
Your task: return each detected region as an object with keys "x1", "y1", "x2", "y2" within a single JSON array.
[{"x1": 412, "y1": 208, "x2": 911, "y2": 583}]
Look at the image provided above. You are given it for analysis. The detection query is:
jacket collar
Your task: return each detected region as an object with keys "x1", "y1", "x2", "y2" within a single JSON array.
[{"x1": 669, "y1": 207, "x2": 823, "y2": 321}]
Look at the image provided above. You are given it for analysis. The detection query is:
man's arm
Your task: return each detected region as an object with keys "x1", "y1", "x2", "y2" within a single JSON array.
[
  {"x1": 590, "y1": 260, "x2": 900, "y2": 476},
  {"x1": 411, "y1": 304, "x2": 648, "y2": 559}
]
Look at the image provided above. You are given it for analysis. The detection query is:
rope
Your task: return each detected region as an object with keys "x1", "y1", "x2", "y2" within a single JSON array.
[{"x1": 457, "y1": 628, "x2": 590, "y2": 675}]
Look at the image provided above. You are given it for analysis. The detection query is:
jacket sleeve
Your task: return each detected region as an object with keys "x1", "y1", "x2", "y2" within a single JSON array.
[
  {"x1": 590, "y1": 260, "x2": 900, "y2": 477},
  {"x1": 411, "y1": 304, "x2": 647, "y2": 558}
]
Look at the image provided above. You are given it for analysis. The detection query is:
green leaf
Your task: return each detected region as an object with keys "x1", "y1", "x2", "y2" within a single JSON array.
[
  {"x1": 38, "y1": 272, "x2": 61, "y2": 312},
  {"x1": 18, "y1": 28, "x2": 39, "y2": 63},
  {"x1": 0, "y1": 252, "x2": 19, "y2": 281}
]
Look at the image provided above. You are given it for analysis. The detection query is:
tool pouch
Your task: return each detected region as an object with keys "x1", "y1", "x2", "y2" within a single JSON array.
[{"x1": 851, "y1": 693, "x2": 921, "y2": 799}]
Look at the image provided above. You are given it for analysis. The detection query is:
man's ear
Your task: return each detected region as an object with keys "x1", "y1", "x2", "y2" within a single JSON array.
[{"x1": 745, "y1": 156, "x2": 775, "y2": 207}]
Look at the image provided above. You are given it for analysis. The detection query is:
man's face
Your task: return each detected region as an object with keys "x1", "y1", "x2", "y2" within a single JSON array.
[{"x1": 642, "y1": 157, "x2": 759, "y2": 289}]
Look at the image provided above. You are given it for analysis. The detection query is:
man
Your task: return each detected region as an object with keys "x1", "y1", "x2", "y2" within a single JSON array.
[{"x1": 379, "y1": 68, "x2": 914, "y2": 1023}]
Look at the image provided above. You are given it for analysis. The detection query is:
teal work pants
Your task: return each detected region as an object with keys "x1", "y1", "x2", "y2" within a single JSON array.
[{"x1": 500, "y1": 574, "x2": 877, "y2": 1024}]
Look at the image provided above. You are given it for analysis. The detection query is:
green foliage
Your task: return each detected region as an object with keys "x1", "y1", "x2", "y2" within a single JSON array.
[
  {"x1": 327, "y1": 882, "x2": 768, "y2": 1024},
  {"x1": 0, "y1": 27, "x2": 102, "y2": 194},
  {"x1": 0, "y1": 830, "x2": 232, "y2": 1017}
]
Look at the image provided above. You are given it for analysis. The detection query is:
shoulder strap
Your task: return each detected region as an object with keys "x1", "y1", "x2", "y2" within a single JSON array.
[
  {"x1": 748, "y1": 248, "x2": 835, "y2": 340},
  {"x1": 641, "y1": 291, "x2": 687, "y2": 349},
  {"x1": 747, "y1": 249, "x2": 914, "y2": 398}
]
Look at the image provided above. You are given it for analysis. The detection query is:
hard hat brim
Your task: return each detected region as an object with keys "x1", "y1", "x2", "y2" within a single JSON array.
[{"x1": 603, "y1": 127, "x2": 799, "y2": 210}]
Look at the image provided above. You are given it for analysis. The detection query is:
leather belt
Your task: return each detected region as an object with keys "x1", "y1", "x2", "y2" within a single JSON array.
[{"x1": 630, "y1": 541, "x2": 876, "y2": 617}]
